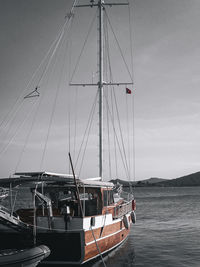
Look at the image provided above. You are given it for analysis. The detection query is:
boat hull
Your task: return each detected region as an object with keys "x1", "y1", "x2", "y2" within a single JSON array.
[
  {"x1": 36, "y1": 230, "x2": 85, "y2": 265},
  {"x1": 0, "y1": 219, "x2": 130, "y2": 265},
  {"x1": 37, "y1": 214, "x2": 131, "y2": 265},
  {"x1": 84, "y1": 224, "x2": 130, "y2": 263}
]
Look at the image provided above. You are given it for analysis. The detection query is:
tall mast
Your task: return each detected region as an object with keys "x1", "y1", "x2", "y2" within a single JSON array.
[
  {"x1": 70, "y1": 1, "x2": 132, "y2": 180},
  {"x1": 98, "y1": 0, "x2": 104, "y2": 179}
]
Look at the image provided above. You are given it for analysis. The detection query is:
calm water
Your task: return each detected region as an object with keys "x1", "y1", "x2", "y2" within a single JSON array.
[{"x1": 91, "y1": 187, "x2": 200, "y2": 267}]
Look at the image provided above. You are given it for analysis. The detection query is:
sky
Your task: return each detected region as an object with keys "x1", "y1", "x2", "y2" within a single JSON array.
[{"x1": 0, "y1": 0, "x2": 200, "y2": 180}]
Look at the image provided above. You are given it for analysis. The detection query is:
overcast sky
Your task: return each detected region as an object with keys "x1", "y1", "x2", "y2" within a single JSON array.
[{"x1": 0, "y1": 0, "x2": 200, "y2": 180}]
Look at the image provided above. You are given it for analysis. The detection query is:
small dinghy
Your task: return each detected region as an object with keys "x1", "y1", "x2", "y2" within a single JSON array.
[{"x1": 0, "y1": 245, "x2": 50, "y2": 267}]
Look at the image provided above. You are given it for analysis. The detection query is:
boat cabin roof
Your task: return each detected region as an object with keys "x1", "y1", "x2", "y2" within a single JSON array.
[{"x1": 0, "y1": 171, "x2": 114, "y2": 188}]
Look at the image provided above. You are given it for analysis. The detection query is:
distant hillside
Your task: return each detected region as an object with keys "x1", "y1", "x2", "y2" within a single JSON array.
[
  {"x1": 110, "y1": 177, "x2": 166, "y2": 187},
  {"x1": 157, "y1": 171, "x2": 200, "y2": 187},
  {"x1": 110, "y1": 178, "x2": 135, "y2": 187},
  {"x1": 110, "y1": 172, "x2": 200, "y2": 187},
  {"x1": 136, "y1": 177, "x2": 167, "y2": 186}
]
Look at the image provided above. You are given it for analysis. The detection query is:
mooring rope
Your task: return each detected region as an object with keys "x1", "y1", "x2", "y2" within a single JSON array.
[{"x1": 90, "y1": 225, "x2": 107, "y2": 267}]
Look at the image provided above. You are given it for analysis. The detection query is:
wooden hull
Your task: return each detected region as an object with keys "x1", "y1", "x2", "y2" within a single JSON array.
[
  {"x1": 38, "y1": 214, "x2": 132, "y2": 265},
  {"x1": 84, "y1": 223, "x2": 130, "y2": 263}
]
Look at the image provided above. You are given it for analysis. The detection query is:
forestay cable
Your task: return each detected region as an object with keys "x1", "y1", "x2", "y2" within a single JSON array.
[
  {"x1": 0, "y1": 100, "x2": 39, "y2": 158},
  {"x1": 69, "y1": 9, "x2": 98, "y2": 83},
  {"x1": 75, "y1": 91, "x2": 98, "y2": 172},
  {"x1": 39, "y1": 22, "x2": 74, "y2": 171},
  {"x1": 104, "y1": 9, "x2": 133, "y2": 82},
  {"x1": 0, "y1": 0, "x2": 78, "y2": 135}
]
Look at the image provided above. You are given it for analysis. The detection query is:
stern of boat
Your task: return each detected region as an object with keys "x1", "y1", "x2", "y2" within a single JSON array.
[{"x1": 37, "y1": 228, "x2": 85, "y2": 265}]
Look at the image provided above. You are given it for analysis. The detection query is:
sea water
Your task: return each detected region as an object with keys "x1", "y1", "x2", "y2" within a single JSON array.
[{"x1": 93, "y1": 186, "x2": 200, "y2": 267}]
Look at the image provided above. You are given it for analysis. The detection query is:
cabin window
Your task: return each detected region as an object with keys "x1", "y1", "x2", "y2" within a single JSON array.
[
  {"x1": 103, "y1": 190, "x2": 114, "y2": 206},
  {"x1": 79, "y1": 193, "x2": 89, "y2": 200},
  {"x1": 109, "y1": 191, "x2": 114, "y2": 205},
  {"x1": 103, "y1": 191, "x2": 108, "y2": 206}
]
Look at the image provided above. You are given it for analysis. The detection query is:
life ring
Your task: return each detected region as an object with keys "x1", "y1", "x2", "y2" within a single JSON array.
[
  {"x1": 131, "y1": 211, "x2": 136, "y2": 224},
  {"x1": 123, "y1": 215, "x2": 130, "y2": 229}
]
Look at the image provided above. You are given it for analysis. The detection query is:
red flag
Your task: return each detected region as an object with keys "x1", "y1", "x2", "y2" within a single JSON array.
[{"x1": 126, "y1": 88, "x2": 132, "y2": 94}]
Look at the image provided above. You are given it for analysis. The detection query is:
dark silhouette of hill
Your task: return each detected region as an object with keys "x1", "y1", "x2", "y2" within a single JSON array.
[
  {"x1": 157, "y1": 171, "x2": 200, "y2": 186},
  {"x1": 110, "y1": 171, "x2": 200, "y2": 187},
  {"x1": 110, "y1": 177, "x2": 167, "y2": 187}
]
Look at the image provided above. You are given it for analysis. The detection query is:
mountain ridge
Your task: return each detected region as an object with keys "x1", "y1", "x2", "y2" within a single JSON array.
[{"x1": 110, "y1": 171, "x2": 200, "y2": 187}]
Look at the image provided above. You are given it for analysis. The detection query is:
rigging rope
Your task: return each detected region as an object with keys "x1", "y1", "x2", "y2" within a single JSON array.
[
  {"x1": 40, "y1": 22, "x2": 73, "y2": 171},
  {"x1": 113, "y1": 87, "x2": 131, "y2": 179},
  {"x1": 128, "y1": 0, "x2": 136, "y2": 183},
  {"x1": 74, "y1": 91, "x2": 98, "y2": 174},
  {"x1": 104, "y1": 17, "x2": 119, "y2": 178},
  {"x1": 14, "y1": 100, "x2": 41, "y2": 172},
  {"x1": 78, "y1": 92, "x2": 98, "y2": 177},
  {"x1": 105, "y1": 88, "x2": 112, "y2": 179},
  {"x1": 73, "y1": 87, "x2": 78, "y2": 159},
  {"x1": 14, "y1": 58, "x2": 59, "y2": 173},
  {"x1": 111, "y1": 90, "x2": 119, "y2": 178},
  {"x1": 103, "y1": 14, "x2": 130, "y2": 179},
  {"x1": 127, "y1": 0, "x2": 134, "y2": 80},
  {"x1": 68, "y1": 89, "x2": 71, "y2": 174},
  {"x1": 36, "y1": 3, "x2": 78, "y2": 89},
  {"x1": 0, "y1": 0, "x2": 80, "y2": 172},
  {"x1": 67, "y1": 21, "x2": 74, "y2": 173},
  {"x1": 67, "y1": 8, "x2": 98, "y2": 174},
  {"x1": 104, "y1": 91, "x2": 130, "y2": 179},
  {"x1": 104, "y1": 9, "x2": 133, "y2": 82},
  {"x1": 0, "y1": 98, "x2": 25, "y2": 143},
  {"x1": 0, "y1": 100, "x2": 39, "y2": 159},
  {"x1": 104, "y1": 16, "x2": 112, "y2": 179},
  {"x1": 126, "y1": 92, "x2": 131, "y2": 177},
  {"x1": 131, "y1": 94, "x2": 136, "y2": 185},
  {"x1": 70, "y1": 9, "x2": 98, "y2": 83},
  {"x1": 90, "y1": 225, "x2": 107, "y2": 267},
  {"x1": 0, "y1": 1, "x2": 78, "y2": 136}
]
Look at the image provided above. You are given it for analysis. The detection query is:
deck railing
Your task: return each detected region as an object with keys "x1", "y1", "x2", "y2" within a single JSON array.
[{"x1": 113, "y1": 200, "x2": 132, "y2": 219}]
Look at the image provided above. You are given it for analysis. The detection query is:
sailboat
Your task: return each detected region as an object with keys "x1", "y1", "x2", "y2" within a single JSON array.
[{"x1": 0, "y1": 0, "x2": 136, "y2": 265}]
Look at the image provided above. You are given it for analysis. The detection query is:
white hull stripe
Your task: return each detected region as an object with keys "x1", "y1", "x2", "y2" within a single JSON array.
[{"x1": 85, "y1": 227, "x2": 126, "y2": 246}]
